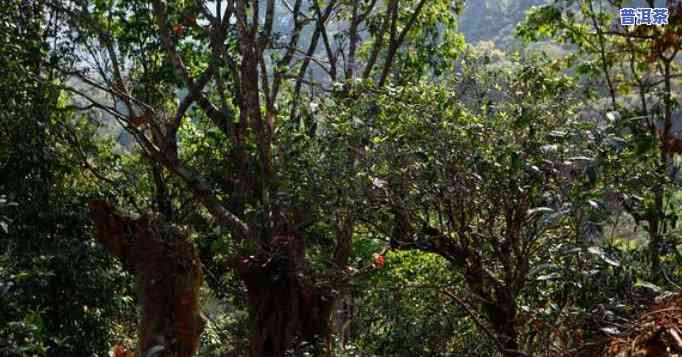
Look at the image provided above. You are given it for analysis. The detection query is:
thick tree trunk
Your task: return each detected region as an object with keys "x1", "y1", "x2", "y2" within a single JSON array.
[
  {"x1": 236, "y1": 233, "x2": 334, "y2": 357},
  {"x1": 466, "y1": 267, "x2": 521, "y2": 357},
  {"x1": 88, "y1": 200, "x2": 205, "y2": 357},
  {"x1": 332, "y1": 290, "x2": 353, "y2": 347},
  {"x1": 480, "y1": 291, "x2": 523, "y2": 357}
]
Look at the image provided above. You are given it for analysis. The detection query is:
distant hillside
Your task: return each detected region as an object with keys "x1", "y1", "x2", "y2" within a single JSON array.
[
  {"x1": 458, "y1": 0, "x2": 547, "y2": 48},
  {"x1": 458, "y1": 0, "x2": 672, "y2": 47}
]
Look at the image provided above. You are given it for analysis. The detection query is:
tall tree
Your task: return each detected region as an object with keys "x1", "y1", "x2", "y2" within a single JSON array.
[
  {"x1": 43, "y1": 0, "x2": 462, "y2": 355},
  {"x1": 326, "y1": 50, "x2": 587, "y2": 356},
  {"x1": 517, "y1": 0, "x2": 682, "y2": 282}
]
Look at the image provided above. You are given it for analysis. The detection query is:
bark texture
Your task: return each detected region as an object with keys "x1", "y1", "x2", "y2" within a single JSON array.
[
  {"x1": 88, "y1": 200, "x2": 205, "y2": 357},
  {"x1": 236, "y1": 232, "x2": 334, "y2": 357}
]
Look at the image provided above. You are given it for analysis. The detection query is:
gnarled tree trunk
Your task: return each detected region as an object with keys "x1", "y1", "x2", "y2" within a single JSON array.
[
  {"x1": 236, "y1": 232, "x2": 335, "y2": 357},
  {"x1": 482, "y1": 298, "x2": 519, "y2": 357},
  {"x1": 88, "y1": 200, "x2": 205, "y2": 357}
]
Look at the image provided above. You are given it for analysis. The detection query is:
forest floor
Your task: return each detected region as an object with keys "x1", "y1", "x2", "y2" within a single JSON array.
[{"x1": 602, "y1": 291, "x2": 682, "y2": 356}]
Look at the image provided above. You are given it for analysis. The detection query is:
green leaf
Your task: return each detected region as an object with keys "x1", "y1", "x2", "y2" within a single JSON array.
[
  {"x1": 144, "y1": 345, "x2": 165, "y2": 357},
  {"x1": 526, "y1": 207, "x2": 554, "y2": 217},
  {"x1": 536, "y1": 272, "x2": 561, "y2": 280},
  {"x1": 587, "y1": 246, "x2": 620, "y2": 267},
  {"x1": 511, "y1": 152, "x2": 522, "y2": 170},
  {"x1": 600, "y1": 327, "x2": 620, "y2": 335},
  {"x1": 634, "y1": 280, "x2": 661, "y2": 293}
]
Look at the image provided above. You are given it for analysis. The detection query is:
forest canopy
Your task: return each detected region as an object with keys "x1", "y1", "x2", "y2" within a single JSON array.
[{"x1": 1, "y1": 0, "x2": 682, "y2": 356}]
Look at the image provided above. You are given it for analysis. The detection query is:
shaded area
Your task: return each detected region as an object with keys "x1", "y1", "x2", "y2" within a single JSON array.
[
  {"x1": 236, "y1": 232, "x2": 334, "y2": 357},
  {"x1": 88, "y1": 200, "x2": 205, "y2": 357}
]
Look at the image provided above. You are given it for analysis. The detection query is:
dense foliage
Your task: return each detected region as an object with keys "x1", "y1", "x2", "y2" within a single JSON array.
[
  {"x1": 0, "y1": 2, "x2": 135, "y2": 355},
  {"x1": 1, "y1": 0, "x2": 681, "y2": 356}
]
